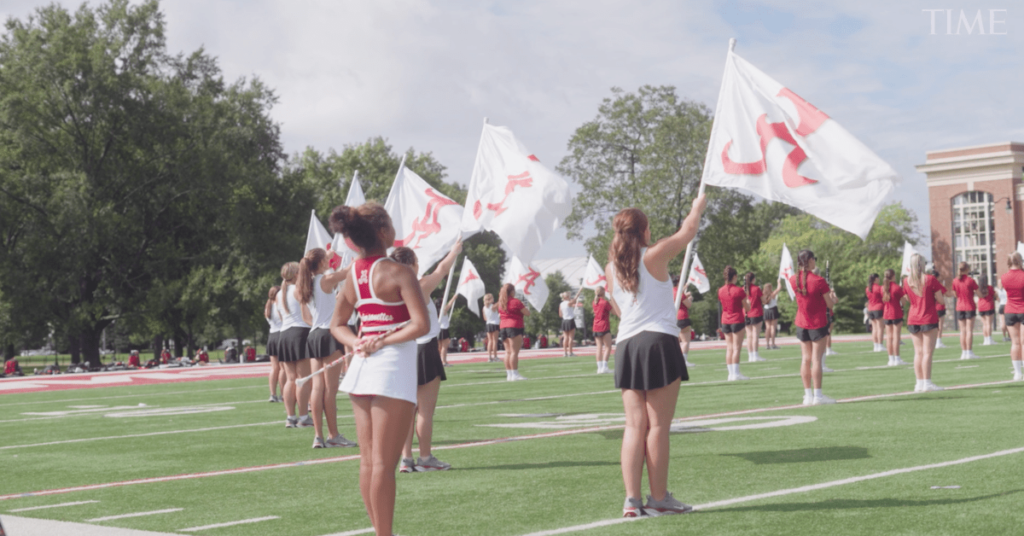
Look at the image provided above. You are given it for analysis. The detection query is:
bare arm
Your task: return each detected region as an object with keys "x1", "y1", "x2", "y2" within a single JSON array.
[
  {"x1": 609, "y1": 299, "x2": 621, "y2": 317},
  {"x1": 682, "y1": 294, "x2": 693, "y2": 309},
  {"x1": 329, "y1": 277, "x2": 359, "y2": 348},
  {"x1": 320, "y1": 265, "x2": 349, "y2": 293},
  {"x1": 419, "y1": 239, "x2": 463, "y2": 294},
  {"x1": 643, "y1": 194, "x2": 707, "y2": 281}
]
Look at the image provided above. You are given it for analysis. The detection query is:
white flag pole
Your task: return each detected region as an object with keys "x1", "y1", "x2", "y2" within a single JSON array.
[
  {"x1": 675, "y1": 38, "x2": 735, "y2": 309},
  {"x1": 438, "y1": 244, "x2": 462, "y2": 325}
]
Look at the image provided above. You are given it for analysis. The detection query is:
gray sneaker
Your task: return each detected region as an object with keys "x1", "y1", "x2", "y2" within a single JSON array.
[
  {"x1": 297, "y1": 414, "x2": 314, "y2": 428},
  {"x1": 399, "y1": 458, "x2": 415, "y2": 473},
  {"x1": 268, "y1": 395, "x2": 277, "y2": 402},
  {"x1": 644, "y1": 492, "x2": 693, "y2": 516},
  {"x1": 623, "y1": 497, "x2": 644, "y2": 518},
  {"x1": 415, "y1": 455, "x2": 451, "y2": 471},
  {"x1": 325, "y1": 434, "x2": 357, "y2": 448},
  {"x1": 285, "y1": 416, "x2": 298, "y2": 428},
  {"x1": 312, "y1": 436, "x2": 326, "y2": 449}
]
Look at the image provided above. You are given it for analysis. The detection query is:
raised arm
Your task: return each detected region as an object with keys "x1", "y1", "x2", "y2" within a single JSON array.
[
  {"x1": 643, "y1": 194, "x2": 707, "y2": 280},
  {"x1": 419, "y1": 239, "x2": 463, "y2": 294}
]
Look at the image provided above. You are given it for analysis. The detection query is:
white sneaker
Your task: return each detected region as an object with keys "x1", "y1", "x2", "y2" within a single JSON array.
[
  {"x1": 511, "y1": 371, "x2": 528, "y2": 381},
  {"x1": 914, "y1": 382, "x2": 924, "y2": 392},
  {"x1": 887, "y1": 356, "x2": 895, "y2": 367},
  {"x1": 825, "y1": 348, "x2": 837, "y2": 356},
  {"x1": 935, "y1": 340, "x2": 948, "y2": 348},
  {"x1": 923, "y1": 381, "x2": 944, "y2": 392},
  {"x1": 601, "y1": 367, "x2": 614, "y2": 374},
  {"x1": 727, "y1": 374, "x2": 736, "y2": 382},
  {"x1": 732, "y1": 372, "x2": 750, "y2": 381},
  {"x1": 968, "y1": 351, "x2": 980, "y2": 359},
  {"x1": 684, "y1": 359, "x2": 695, "y2": 367},
  {"x1": 802, "y1": 395, "x2": 813, "y2": 406},
  {"x1": 892, "y1": 356, "x2": 907, "y2": 366},
  {"x1": 983, "y1": 338, "x2": 993, "y2": 346},
  {"x1": 822, "y1": 365, "x2": 835, "y2": 373},
  {"x1": 748, "y1": 354, "x2": 767, "y2": 362},
  {"x1": 812, "y1": 394, "x2": 837, "y2": 405},
  {"x1": 1014, "y1": 372, "x2": 1023, "y2": 381}
]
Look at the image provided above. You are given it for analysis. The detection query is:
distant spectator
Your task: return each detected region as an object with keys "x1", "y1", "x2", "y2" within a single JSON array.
[
  {"x1": 160, "y1": 348, "x2": 171, "y2": 364},
  {"x1": 128, "y1": 350, "x2": 141, "y2": 368},
  {"x1": 197, "y1": 348, "x2": 210, "y2": 363},
  {"x1": 459, "y1": 337, "x2": 469, "y2": 353},
  {"x1": 4, "y1": 359, "x2": 24, "y2": 377},
  {"x1": 539, "y1": 334, "x2": 548, "y2": 349},
  {"x1": 523, "y1": 335, "x2": 532, "y2": 350},
  {"x1": 223, "y1": 344, "x2": 237, "y2": 363},
  {"x1": 244, "y1": 345, "x2": 256, "y2": 362}
]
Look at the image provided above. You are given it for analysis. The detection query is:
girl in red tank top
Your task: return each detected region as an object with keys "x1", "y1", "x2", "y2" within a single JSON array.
[
  {"x1": 719, "y1": 266, "x2": 750, "y2": 381},
  {"x1": 952, "y1": 262, "x2": 980, "y2": 359},
  {"x1": 976, "y1": 275, "x2": 997, "y2": 346},
  {"x1": 1002, "y1": 252, "x2": 1024, "y2": 380},
  {"x1": 865, "y1": 273, "x2": 885, "y2": 352},
  {"x1": 743, "y1": 272, "x2": 766, "y2": 363}
]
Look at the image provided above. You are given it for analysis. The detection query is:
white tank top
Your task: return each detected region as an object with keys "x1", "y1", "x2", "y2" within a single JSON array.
[
  {"x1": 267, "y1": 302, "x2": 283, "y2": 333},
  {"x1": 766, "y1": 296, "x2": 778, "y2": 308},
  {"x1": 611, "y1": 248, "x2": 678, "y2": 342},
  {"x1": 559, "y1": 301, "x2": 575, "y2": 320},
  {"x1": 485, "y1": 305, "x2": 500, "y2": 324},
  {"x1": 310, "y1": 274, "x2": 337, "y2": 330},
  {"x1": 278, "y1": 284, "x2": 311, "y2": 330},
  {"x1": 416, "y1": 300, "x2": 440, "y2": 344},
  {"x1": 439, "y1": 311, "x2": 451, "y2": 329}
]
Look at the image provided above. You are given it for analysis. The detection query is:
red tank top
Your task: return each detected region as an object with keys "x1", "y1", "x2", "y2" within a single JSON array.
[{"x1": 353, "y1": 256, "x2": 411, "y2": 332}]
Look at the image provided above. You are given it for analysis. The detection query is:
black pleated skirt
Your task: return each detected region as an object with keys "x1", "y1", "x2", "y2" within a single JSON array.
[
  {"x1": 267, "y1": 331, "x2": 280, "y2": 357},
  {"x1": 614, "y1": 331, "x2": 687, "y2": 390},
  {"x1": 277, "y1": 327, "x2": 310, "y2": 363},
  {"x1": 417, "y1": 337, "x2": 447, "y2": 385},
  {"x1": 306, "y1": 327, "x2": 339, "y2": 359}
]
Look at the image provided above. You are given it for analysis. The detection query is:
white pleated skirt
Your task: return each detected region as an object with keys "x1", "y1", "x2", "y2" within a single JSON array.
[{"x1": 339, "y1": 339, "x2": 417, "y2": 405}]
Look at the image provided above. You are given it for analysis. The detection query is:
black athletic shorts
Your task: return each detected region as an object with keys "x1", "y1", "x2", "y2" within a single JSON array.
[
  {"x1": 795, "y1": 325, "x2": 830, "y2": 342},
  {"x1": 1006, "y1": 313, "x2": 1024, "y2": 326},
  {"x1": 561, "y1": 320, "x2": 576, "y2": 332},
  {"x1": 745, "y1": 316, "x2": 764, "y2": 326},
  {"x1": 500, "y1": 327, "x2": 525, "y2": 340},
  {"x1": 868, "y1": 310, "x2": 884, "y2": 320},
  {"x1": 438, "y1": 329, "x2": 451, "y2": 341},
  {"x1": 676, "y1": 319, "x2": 692, "y2": 329},
  {"x1": 957, "y1": 310, "x2": 977, "y2": 320},
  {"x1": 979, "y1": 310, "x2": 995, "y2": 317},
  {"x1": 721, "y1": 322, "x2": 745, "y2": 334},
  {"x1": 885, "y1": 319, "x2": 903, "y2": 326},
  {"x1": 907, "y1": 323, "x2": 938, "y2": 334},
  {"x1": 999, "y1": 305, "x2": 1006, "y2": 315},
  {"x1": 593, "y1": 330, "x2": 610, "y2": 338},
  {"x1": 937, "y1": 309, "x2": 946, "y2": 317},
  {"x1": 486, "y1": 324, "x2": 500, "y2": 333},
  {"x1": 764, "y1": 306, "x2": 780, "y2": 321}
]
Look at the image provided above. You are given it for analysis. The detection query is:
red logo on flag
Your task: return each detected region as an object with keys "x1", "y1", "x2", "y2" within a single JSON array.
[
  {"x1": 585, "y1": 274, "x2": 606, "y2": 287},
  {"x1": 474, "y1": 166, "x2": 536, "y2": 219},
  {"x1": 721, "y1": 88, "x2": 829, "y2": 188},
  {"x1": 396, "y1": 188, "x2": 458, "y2": 248},
  {"x1": 516, "y1": 267, "x2": 541, "y2": 296},
  {"x1": 464, "y1": 269, "x2": 480, "y2": 283}
]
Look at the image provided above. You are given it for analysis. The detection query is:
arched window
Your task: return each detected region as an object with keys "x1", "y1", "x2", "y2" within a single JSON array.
[{"x1": 952, "y1": 191, "x2": 996, "y2": 281}]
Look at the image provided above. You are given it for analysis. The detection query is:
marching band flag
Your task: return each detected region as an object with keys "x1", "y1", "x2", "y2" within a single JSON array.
[
  {"x1": 900, "y1": 241, "x2": 915, "y2": 279},
  {"x1": 305, "y1": 210, "x2": 333, "y2": 254},
  {"x1": 1018, "y1": 241, "x2": 1024, "y2": 259},
  {"x1": 384, "y1": 165, "x2": 468, "y2": 277},
  {"x1": 702, "y1": 48, "x2": 899, "y2": 240},
  {"x1": 506, "y1": 255, "x2": 549, "y2": 311},
  {"x1": 779, "y1": 243, "x2": 796, "y2": 300},
  {"x1": 332, "y1": 171, "x2": 367, "y2": 270},
  {"x1": 686, "y1": 253, "x2": 711, "y2": 294},
  {"x1": 460, "y1": 122, "x2": 572, "y2": 263},
  {"x1": 581, "y1": 255, "x2": 607, "y2": 290},
  {"x1": 455, "y1": 258, "x2": 486, "y2": 317}
]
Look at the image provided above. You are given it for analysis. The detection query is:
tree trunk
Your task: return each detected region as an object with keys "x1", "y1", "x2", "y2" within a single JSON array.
[
  {"x1": 152, "y1": 335, "x2": 163, "y2": 361},
  {"x1": 3, "y1": 343, "x2": 14, "y2": 361},
  {"x1": 68, "y1": 334, "x2": 81, "y2": 364},
  {"x1": 81, "y1": 328, "x2": 102, "y2": 368},
  {"x1": 173, "y1": 333, "x2": 184, "y2": 357}
]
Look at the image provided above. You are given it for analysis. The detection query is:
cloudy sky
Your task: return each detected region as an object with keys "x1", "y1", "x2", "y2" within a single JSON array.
[{"x1": 3, "y1": 0, "x2": 1022, "y2": 259}]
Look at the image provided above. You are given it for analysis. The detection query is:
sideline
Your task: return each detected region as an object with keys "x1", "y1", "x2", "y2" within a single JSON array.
[{"x1": 2, "y1": 376, "x2": 1016, "y2": 502}]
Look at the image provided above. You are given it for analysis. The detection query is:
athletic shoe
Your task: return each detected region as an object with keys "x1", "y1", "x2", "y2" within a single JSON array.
[
  {"x1": 1013, "y1": 372, "x2": 1023, "y2": 381},
  {"x1": 312, "y1": 436, "x2": 326, "y2": 449},
  {"x1": 825, "y1": 348, "x2": 838, "y2": 356},
  {"x1": 297, "y1": 414, "x2": 314, "y2": 428},
  {"x1": 731, "y1": 373, "x2": 750, "y2": 381},
  {"x1": 326, "y1": 434, "x2": 357, "y2": 448},
  {"x1": 268, "y1": 396, "x2": 277, "y2": 402},
  {"x1": 923, "y1": 382, "x2": 944, "y2": 392},
  {"x1": 748, "y1": 354, "x2": 767, "y2": 363},
  {"x1": 601, "y1": 368, "x2": 614, "y2": 374},
  {"x1": 644, "y1": 492, "x2": 693, "y2": 516},
  {"x1": 415, "y1": 455, "x2": 451, "y2": 471},
  {"x1": 822, "y1": 365, "x2": 835, "y2": 373},
  {"x1": 511, "y1": 371, "x2": 528, "y2": 381},
  {"x1": 983, "y1": 338, "x2": 993, "y2": 346},
  {"x1": 892, "y1": 356, "x2": 907, "y2": 366},
  {"x1": 623, "y1": 497, "x2": 644, "y2": 518},
  {"x1": 802, "y1": 395, "x2": 813, "y2": 406},
  {"x1": 285, "y1": 416, "x2": 298, "y2": 428},
  {"x1": 968, "y1": 351, "x2": 981, "y2": 359},
  {"x1": 684, "y1": 359, "x2": 695, "y2": 367},
  {"x1": 812, "y1": 394, "x2": 837, "y2": 405},
  {"x1": 935, "y1": 340, "x2": 948, "y2": 348},
  {"x1": 274, "y1": 395, "x2": 283, "y2": 402},
  {"x1": 399, "y1": 458, "x2": 415, "y2": 473}
]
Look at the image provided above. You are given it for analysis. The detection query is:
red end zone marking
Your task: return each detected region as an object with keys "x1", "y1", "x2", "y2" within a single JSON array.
[
  {"x1": 2, "y1": 376, "x2": 1015, "y2": 502},
  {"x1": 0, "y1": 365, "x2": 270, "y2": 395}
]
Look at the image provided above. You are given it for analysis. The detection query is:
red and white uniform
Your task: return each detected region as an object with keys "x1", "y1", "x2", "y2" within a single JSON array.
[
  {"x1": 904, "y1": 275, "x2": 944, "y2": 326},
  {"x1": 675, "y1": 287, "x2": 690, "y2": 322},
  {"x1": 339, "y1": 255, "x2": 417, "y2": 404}
]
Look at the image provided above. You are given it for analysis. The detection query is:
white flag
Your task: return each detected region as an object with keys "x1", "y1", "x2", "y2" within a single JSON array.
[
  {"x1": 460, "y1": 122, "x2": 572, "y2": 263},
  {"x1": 505, "y1": 255, "x2": 549, "y2": 311},
  {"x1": 384, "y1": 165, "x2": 467, "y2": 277},
  {"x1": 1016, "y1": 241, "x2": 1024, "y2": 259},
  {"x1": 686, "y1": 253, "x2": 711, "y2": 294},
  {"x1": 455, "y1": 258, "x2": 486, "y2": 317},
  {"x1": 581, "y1": 255, "x2": 607, "y2": 290},
  {"x1": 779, "y1": 243, "x2": 796, "y2": 300},
  {"x1": 900, "y1": 241, "x2": 915, "y2": 279},
  {"x1": 702, "y1": 48, "x2": 899, "y2": 240},
  {"x1": 332, "y1": 172, "x2": 367, "y2": 266},
  {"x1": 304, "y1": 210, "x2": 333, "y2": 255}
]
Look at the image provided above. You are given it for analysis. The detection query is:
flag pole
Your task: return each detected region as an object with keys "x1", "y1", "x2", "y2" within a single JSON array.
[
  {"x1": 438, "y1": 247, "x2": 462, "y2": 325},
  {"x1": 675, "y1": 38, "x2": 735, "y2": 309}
]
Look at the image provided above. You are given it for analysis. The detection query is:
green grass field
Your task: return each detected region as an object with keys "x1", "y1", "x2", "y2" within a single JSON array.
[{"x1": 3, "y1": 336, "x2": 1024, "y2": 535}]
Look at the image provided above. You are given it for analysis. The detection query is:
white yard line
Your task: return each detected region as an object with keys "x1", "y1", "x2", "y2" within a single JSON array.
[
  {"x1": 0, "y1": 421, "x2": 281, "y2": 450},
  {"x1": 87, "y1": 508, "x2": 182, "y2": 522},
  {"x1": 178, "y1": 516, "x2": 279, "y2": 532},
  {"x1": 320, "y1": 528, "x2": 375, "y2": 536},
  {"x1": 520, "y1": 445, "x2": 1024, "y2": 535},
  {"x1": 8, "y1": 500, "x2": 99, "y2": 512},
  {"x1": 0, "y1": 515, "x2": 178, "y2": 535},
  {"x1": 0, "y1": 385, "x2": 263, "y2": 409}
]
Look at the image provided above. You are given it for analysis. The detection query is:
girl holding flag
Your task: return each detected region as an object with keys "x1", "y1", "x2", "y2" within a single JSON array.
[
  {"x1": 483, "y1": 294, "x2": 500, "y2": 362},
  {"x1": 607, "y1": 194, "x2": 705, "y2": 517},
  {"x1": 673, "y1": 280, "x2": 694, "y2": 366},
  {"x1": 719, "y1": 266, "x2": 749, "y2": 381},
  {"x1": 882, "y1": 269, "x2": 908, "y2": 366},
  {"x1": 865, "y1": 273, "x2": 885, "y2": 352},
  {"x1": 328, "y1": 202, "x2": 430, "y2": 536},
  {"x1": 789, "y1": 249, "x2": 837, "y2": 405},
  {"x1": 438, "y1": 298, "x2": 455, "y2": 366},
  {"x1": 559, "y1": 291, "x2": 577, "y2": 357},
  {"x1": 743, "y1": 272, "x2": 766, "y2": 362},
  {"x1": 763, "y1": 282, "x2": 782, "y2": 350},
  {"x1": 1001, "y1": 252, "x2": 1024, "y2": 381},
  {"x1": 390, "y1": 240, "x2": 461, "y2": 473},
  {"x1": 903, "y1": 253, "x2": 945, "y2": 392},
  {"x1": 592, "y1": 285, "x2": 617, "y2": 374},
  {"x1": 953, "y1": 262, "x2": 979, "y2": 359},
  {"x1": 277, "y1": 262, "x2": 314, "y2": 428},
  {"x1": 499, "y1": 283, "x2": 530, "y2": 381}
]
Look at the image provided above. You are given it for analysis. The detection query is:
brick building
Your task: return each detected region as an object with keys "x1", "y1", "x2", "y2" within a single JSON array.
[{"x1": 917, "y1": 142, "x2": 1024, "y2": 287}]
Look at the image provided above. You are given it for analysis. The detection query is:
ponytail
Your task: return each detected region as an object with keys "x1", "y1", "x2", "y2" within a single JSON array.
[
  {"x1": 264, "y1": 286, "x2": 280, "y2": 319},
  {"x1": 796, "y1": 250, "x2": 814, "y2": 296},
  {"x1": 978, "y1": 275, "x2": 989, "y2": 297},
  {"x1": 1010, "y1": 252, "x2": 1024, "y2": 270},
  {"x1": 882, "y1": 268, "x2": 895, "y2": 302},
  {"x1": 279, "y1": 262, "x2": 300, "y2": 314},
  {"x1": 724, "y1": 265, "x2": 737, "y2": 286},
  {"x1": 609, "y1": 208, "x2": 648, "y2": 294},
  {"x1": 743, "y1": 272, "x2": 754, "y2": 297},
  {"x1": 908, "y1": 255, "x2": 925, "y2": 295},
  {"x1": 329, "y1": 202, "x2": 393, "y2": 252},
  {"x1": 958, "y1": 261, "x2": 971, "y2": 278},
  {"x1": 867, "y1": 273, "x2": 879, "y2": 293},
  {"x1": 296, "y1": 248, "x2": 327, "y2": 304},
  {"x1": 498, "y1": 283, "x2": 515, "y2": 312}
]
